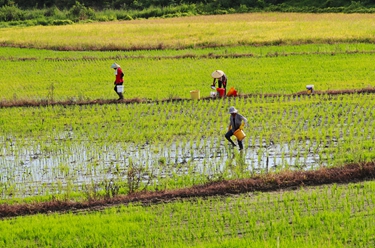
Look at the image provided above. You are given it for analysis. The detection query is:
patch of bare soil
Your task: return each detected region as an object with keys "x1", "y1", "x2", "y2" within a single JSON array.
[{"x1": 0, "y1": 162, "x2": 374, "y2": 218}]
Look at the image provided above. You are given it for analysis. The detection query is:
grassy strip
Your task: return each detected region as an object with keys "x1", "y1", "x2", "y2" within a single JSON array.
[
  {"x1": 1, "y1": 43, "x2": 375, "y2": 60},
  {"x1": 0, "y1": 176, "x2": 374, "y2": 247},
  {"x1": 1, "y1": 52, "x2": 375, "y2": 101}
]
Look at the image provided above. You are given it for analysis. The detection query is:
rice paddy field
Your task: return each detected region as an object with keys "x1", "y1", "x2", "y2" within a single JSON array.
[
  {"x1": 1, "y1": 182, "x2": 375, "y2": 247},
  {"x1": 1, "y1": 12, "x2": 375, "y2": 247}
]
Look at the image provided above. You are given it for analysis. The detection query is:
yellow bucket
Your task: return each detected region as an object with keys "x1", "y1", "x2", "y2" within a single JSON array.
[
  {"x1": 233, "y1": 129, "x2": 246, "y2": 141},
  {"x1": 190, "y1": 90, "x2": 200, "y2": 100}
]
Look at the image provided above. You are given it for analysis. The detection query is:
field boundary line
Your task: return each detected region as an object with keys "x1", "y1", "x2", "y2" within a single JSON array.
[
  {"x1": 0, "y1": 162, "x2": 374, "y2": 218},
  {"x1": 1, "y1": 87, "x2": 375, "y2": 109}
]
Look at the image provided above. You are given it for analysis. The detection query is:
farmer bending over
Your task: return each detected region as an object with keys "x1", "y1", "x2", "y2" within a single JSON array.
[{"x1": 211, "y1": 70, "x2": 228, "y2": 95}]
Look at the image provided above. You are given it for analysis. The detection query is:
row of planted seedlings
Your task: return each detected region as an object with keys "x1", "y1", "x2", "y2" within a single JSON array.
[
  {"x1": 2, "y1": 181, "x2": 374, "y2": 246},
  {"x1": 135, "y1": 182, "x2": 375, "y2": 246},
  {"x1": 145, "y1": 181, "x2": 375, "y2": 246},
  {"x1": 1, "y1": 93, "x2": 375, "y2": 200},
  {"x1": 2, "y1": 51, "x2": 375, "y2": 103}
]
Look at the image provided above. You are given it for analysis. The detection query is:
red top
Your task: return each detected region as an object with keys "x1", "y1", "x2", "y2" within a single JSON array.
[{"x1": 115, "y1": 67, "x2": 124, "y2": 84}]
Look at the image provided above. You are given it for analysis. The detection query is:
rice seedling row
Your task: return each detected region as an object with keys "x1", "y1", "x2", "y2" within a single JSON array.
[
  {"x1": 0, "y1": 181, "x2": 374, "y2": 247},
  {"x1": 1, "y1": 93, "x2": 375, "y2": 199},
  {"x1": 1, "y1": 50, "x2": 375, "y2": 102}
]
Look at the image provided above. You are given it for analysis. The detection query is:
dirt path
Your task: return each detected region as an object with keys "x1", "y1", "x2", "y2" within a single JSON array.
[
  {"x1": 1, "y1": 87, "x2": 375, "y2": 108},
  {"x1": 0, "y1": 162, "x2": 374, "y2": 218}
]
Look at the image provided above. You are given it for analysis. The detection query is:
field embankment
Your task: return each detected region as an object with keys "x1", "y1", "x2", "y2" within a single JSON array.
[{"x1": 0, "y1": 161, "x2": 374, "y2": 218}]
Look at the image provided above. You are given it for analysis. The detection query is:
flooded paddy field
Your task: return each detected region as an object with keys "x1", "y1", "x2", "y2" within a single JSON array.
[
  {"x1": 0, "y1": 133, "x2": 340, "y2": 198},
  {"x1": 1, "y1": 93, "x2": 374, "y2": 199}
]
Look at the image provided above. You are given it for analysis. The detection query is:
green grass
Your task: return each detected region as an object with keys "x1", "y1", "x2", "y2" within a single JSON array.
[
  {"x1": 1, "y1": 45, "x2": 375, "y2": 102},
  {"x1": 1, "y1": 43, "x2": 375, "y2": 58},
  {"x1": 1, "y1": 181, "x2": 374, "y2": 247}
]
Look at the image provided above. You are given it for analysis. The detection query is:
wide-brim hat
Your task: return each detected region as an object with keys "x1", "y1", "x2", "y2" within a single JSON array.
[
  {"x1": 211, "y1": 70, "x2": 224, "y2": 79},
  {"x1": 111, "y1": 63, "x2": 121, "y2": 69},
  {"x1": 229, "y1": 106, "x2": 238, "y2": 114}
]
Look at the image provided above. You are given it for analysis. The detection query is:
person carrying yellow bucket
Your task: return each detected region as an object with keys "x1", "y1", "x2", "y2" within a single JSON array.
[{"x1": 225, "y1": 106, "x2": 248, "y2": 151}]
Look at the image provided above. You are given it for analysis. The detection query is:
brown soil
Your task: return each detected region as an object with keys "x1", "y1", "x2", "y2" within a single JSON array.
[
  {"x1": 1, "y1": 87, "x2": 375, "y2": 108},
  {"x1": 0, "y1": 162, "x2": 374, "y2": 218}
]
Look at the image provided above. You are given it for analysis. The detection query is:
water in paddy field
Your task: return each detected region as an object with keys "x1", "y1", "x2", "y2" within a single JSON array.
[{"x1": 0, "y1": 137, "x2": 328, "y2": 198}]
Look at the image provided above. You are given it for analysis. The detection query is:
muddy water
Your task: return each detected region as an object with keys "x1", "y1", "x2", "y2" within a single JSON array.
[{"x1": 0, "y1": 138, "x2": 327, "y2": 198}]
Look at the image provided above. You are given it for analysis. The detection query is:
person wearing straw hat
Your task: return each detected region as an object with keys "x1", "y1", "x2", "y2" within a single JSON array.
[
  {"x1": 110, "y1": 62, "x2": 124, "y2": 100},
  {"x1": 211, "y1": 70, "x2": 228, "y2": 95},
  {"x1": 225, "y1": 106, "x2": 248, "y2": 151}
]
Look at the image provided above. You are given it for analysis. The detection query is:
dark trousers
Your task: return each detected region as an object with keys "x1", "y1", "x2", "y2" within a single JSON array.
[
  {"x1": 218, "y1": 80, "x2": 227, "y2": 94},
  {"x1": 225, "y1": 130, "x2": 243, "y2": 149}
]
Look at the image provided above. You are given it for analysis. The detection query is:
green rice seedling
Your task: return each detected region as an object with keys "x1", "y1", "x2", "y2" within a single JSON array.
[
  {"x1": 1, "y1": 48, "x2": 375, "y2": 101},
  {"x1": 2, "y1": 90, "x2": 375, "y2": 198}
]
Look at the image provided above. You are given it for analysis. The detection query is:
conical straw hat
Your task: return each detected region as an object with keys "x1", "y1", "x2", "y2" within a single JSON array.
[{"x1": 211, "y1": 70, "x2": 224, "y2": 78}]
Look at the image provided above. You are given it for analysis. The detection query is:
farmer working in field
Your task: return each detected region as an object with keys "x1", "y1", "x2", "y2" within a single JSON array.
[
  {"x1": 111, "y1": 62, "x2": 124, "y2": 100},
  {"x1": 225, "y1": 106, "x2": 248, "y2": 151},
  {"x1": 211, "y1": 70, "x2": 228, "y2": 95}
]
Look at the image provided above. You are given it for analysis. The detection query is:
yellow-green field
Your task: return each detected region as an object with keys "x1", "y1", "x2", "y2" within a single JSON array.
[
  {"x1": 1, "y1": 12, "x2": 375, "y2": 247},
  {"x1": 1, "y1": 46, "x2": 375, "y2": 102},
  {"x1": 1, "y1": 13, "x2": 375, "y2": 50}
]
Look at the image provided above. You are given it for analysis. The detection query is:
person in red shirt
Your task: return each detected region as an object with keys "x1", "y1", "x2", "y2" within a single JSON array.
[{"x1": 111, "y1": 63, "x2": 124, "y2": 100}]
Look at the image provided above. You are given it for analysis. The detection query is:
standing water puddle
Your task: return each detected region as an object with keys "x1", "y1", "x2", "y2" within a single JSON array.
[{"x1": 0, "y1": 137, "x2": 330, "y2": 198}]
